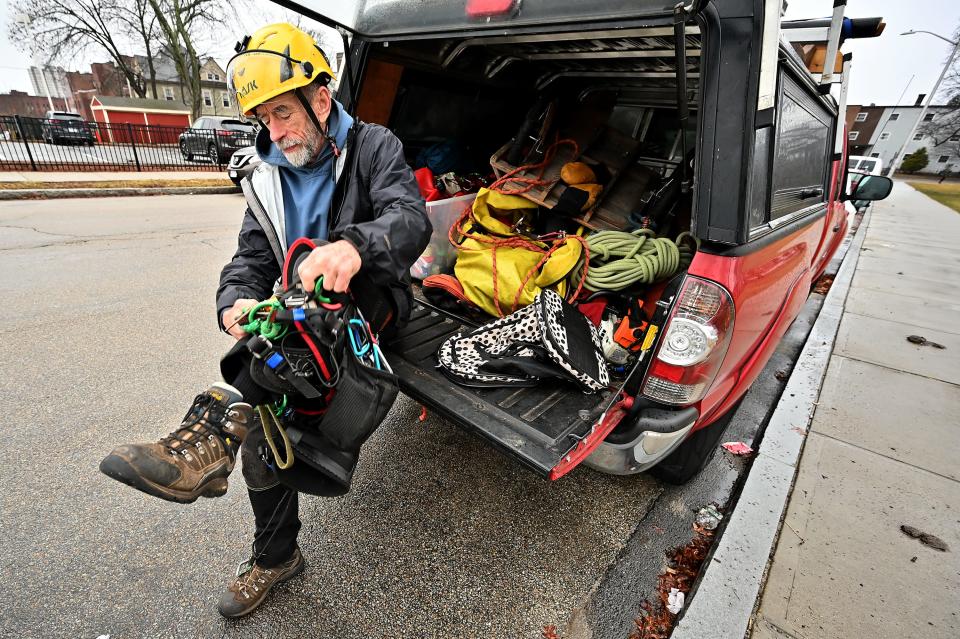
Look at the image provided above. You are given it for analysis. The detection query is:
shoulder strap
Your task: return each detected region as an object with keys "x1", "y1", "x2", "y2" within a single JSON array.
[{"x1": 330, "y1": 120, "x2": 366, "y2": 230}]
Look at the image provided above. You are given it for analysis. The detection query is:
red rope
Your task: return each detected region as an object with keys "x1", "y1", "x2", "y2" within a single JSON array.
[{"x1": 447, "y1": 139, "x2": 590, "y2": 316}]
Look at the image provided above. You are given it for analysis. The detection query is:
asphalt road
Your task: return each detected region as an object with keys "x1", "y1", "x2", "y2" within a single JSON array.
[{"x1": 0, "y1": 194, "x2": 668, "y2": 638}]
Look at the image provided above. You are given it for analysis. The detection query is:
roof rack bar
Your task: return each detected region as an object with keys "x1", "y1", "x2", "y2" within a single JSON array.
[
  {"x1": 442, "y1": 26, "x2": 701, "y2": 68},
  {"x1": 819, "y1": 0, "x2": 846, "y2": 91},
  {"x1": 834, "y1": 53, "x2": 852, "y2": 156}
]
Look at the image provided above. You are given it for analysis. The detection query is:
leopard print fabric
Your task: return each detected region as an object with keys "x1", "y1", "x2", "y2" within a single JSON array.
[{"x1": 437, "y1": 290, "x2": 610, "y2": 392}]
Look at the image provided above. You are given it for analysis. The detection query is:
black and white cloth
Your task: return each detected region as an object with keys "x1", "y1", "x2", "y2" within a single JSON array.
[{"x1": 438, "y1": 290, "x2": 609, "y2": 392}]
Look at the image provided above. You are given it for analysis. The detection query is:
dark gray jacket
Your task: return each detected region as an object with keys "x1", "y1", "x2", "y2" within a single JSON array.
[{"x1": 216, "y1": 122, "x2": 431, "y2": 329}]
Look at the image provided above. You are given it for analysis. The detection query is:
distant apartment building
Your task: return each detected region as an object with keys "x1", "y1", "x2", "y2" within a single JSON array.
[
  {"x1": 845, "y1": 96, "x2": 957, "y2": 175},
  {"x1": 28, "y1": 65, "x2": 70, "y2": 100},
  {"x1": 140, "y1": 55, "x2": 236, "y2": 118}
]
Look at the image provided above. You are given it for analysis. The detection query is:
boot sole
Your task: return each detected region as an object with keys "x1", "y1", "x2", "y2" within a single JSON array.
[
  {"x1": 218, "y1": 554, "x2": 306, "y2": 619},
  {"x1": 99, "y1": 454, "x2": 228, "y2": 504}
]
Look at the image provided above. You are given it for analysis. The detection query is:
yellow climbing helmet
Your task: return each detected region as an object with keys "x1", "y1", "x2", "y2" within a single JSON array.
[{"x1": 227, "y1": 23, "x2": 336, "y2": 117}]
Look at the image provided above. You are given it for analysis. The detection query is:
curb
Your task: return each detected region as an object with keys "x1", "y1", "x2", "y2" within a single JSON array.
[
  {"x1": 672, "y1": 212, "x2": 871, "y2": 639},
  {"x1": 0, "y1": 186, "x2": 240, "y2": 200}
]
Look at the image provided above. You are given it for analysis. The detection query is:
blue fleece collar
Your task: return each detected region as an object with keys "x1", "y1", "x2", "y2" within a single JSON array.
[{"x1": 254, "y1": 99, "x2": 355, "y2": 246}]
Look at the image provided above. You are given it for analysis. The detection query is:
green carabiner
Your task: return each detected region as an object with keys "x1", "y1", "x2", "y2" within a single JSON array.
[{"x1": 314, "y1": 276, "x2": 332, "y2": 304}]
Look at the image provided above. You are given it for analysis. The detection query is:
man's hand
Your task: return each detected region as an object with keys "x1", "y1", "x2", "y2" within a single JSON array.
[
  {"x1": 222, "y1": 298, "x2": 258, "y2": 340},
  {"x1": 297, "y1": 240, "x2": 362, "y2": 295}
]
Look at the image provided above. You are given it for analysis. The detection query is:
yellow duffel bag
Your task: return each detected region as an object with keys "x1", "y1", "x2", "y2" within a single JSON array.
[{"x1": 452, "y1": 188, "x2": 585, "y2": 317}]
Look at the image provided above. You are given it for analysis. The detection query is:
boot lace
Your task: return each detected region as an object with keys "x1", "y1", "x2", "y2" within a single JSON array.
[
  {"x1": 162, "y1": 393, "x2": 227, "y2": 454},
  {"x1": 232, "y1": 561, "x2": 275, "y2": 601}
]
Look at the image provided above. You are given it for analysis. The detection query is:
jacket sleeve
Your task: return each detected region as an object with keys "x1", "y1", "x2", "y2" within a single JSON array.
[
  {"x1": 335, "y1": 127, "x2": 431, "y2": 286},
  {"x1": 215, "y1": 208, "x2": 282, "y2": 330}
]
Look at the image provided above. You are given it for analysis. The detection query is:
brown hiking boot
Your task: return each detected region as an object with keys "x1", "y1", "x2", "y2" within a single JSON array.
[
  {"x1": 99, "y1": 384, "x2": 253, "y2": 504},
  {"x1": 218, "y1": 548, "x2": 305, "y2": 618}
]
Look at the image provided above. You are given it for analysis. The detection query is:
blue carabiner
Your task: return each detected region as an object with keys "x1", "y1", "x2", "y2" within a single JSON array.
[{"x1": 348, "y1": 318, "x2": 370, "y2": 357}]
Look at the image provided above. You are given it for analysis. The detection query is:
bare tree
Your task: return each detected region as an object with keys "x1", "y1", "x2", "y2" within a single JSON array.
[
  {"x1": 8, "y1": 0, "x2": 150, "y2": 97},
  {"x1": 117, "y1": 0, "x2": 161, "y2": 99},
  {"x1": 146, "y1": 0, "x2": 222, "y2": 119},
  {"x1": 918, "y1": 25, "x2": 960, "y2": 158}
]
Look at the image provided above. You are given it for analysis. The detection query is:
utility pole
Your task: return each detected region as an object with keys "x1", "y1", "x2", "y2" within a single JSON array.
[{"x1": 893, "y1": 30, "x2": 960, "y2": 173}]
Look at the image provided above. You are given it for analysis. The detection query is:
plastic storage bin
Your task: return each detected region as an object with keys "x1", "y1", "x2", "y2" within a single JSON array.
[{"x1": 410, "y1": 192, "x2": 477, "y2": 280}]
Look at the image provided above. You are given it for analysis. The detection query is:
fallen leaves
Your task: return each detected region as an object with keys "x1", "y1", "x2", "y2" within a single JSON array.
[
  {"x1": 906, "y1": 335, "x2": 946, "y2": 349},
  {"x1": 812, "y1": 274, "x2": 834, "y2": 295},
  {"x1": 900, "y1": 525, "x2": 950, "y2": 552},
  {"x1": 629, "y1": 524, "x2": 718, "y2": 639}
]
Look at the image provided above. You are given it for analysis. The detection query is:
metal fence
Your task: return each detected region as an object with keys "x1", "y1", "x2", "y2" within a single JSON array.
[{"x1": 0, "y1": 115, "x2": 244, "y2": 172}]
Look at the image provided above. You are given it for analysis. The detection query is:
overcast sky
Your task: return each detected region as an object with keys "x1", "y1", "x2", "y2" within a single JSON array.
[{"x1": 0, "y1": 0, "x2": 958, "y2": 107}]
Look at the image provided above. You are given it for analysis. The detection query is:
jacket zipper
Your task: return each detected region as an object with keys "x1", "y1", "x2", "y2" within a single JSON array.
[{"x1": 240, "y1": 177, "x2": 285, "y2": 269}]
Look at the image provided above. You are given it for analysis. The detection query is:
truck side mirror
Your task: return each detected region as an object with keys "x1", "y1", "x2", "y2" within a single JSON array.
[{"x1": 848, "y1": 174, "x2": 893, "y2": 201}]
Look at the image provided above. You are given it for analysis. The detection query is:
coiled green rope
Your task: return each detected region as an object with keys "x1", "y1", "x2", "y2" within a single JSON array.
[{"x1": 572, "y1": 229, "x2": 699, "y2": 292}]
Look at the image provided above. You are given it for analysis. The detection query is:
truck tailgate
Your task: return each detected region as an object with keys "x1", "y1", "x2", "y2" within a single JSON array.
[{"x1": 383, "y1": 303, "x2": 621, "y2": 477}]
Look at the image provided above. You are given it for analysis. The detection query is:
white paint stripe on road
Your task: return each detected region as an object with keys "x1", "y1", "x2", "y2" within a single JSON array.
[{"x1": 672, "y1": 211, "x2": 871, "y2": 639}]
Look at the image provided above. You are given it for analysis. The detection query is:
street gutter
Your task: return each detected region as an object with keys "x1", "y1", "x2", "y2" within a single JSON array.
[
  {"x1": 671, "y1": 211, "x2": 870, "y2": 639},
  {"x1": 0, "y1": 186, "x2": 240, "y2": 200}
]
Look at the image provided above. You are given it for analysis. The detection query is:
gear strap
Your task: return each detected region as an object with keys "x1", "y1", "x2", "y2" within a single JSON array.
[{"x1": 257, "y1": 404, "x2": 295, "y2": 470}]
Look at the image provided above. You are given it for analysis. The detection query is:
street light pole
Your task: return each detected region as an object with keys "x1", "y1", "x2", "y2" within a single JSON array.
[{"x1": 892, "y1": 30, "x2": 960, "y2": 174}]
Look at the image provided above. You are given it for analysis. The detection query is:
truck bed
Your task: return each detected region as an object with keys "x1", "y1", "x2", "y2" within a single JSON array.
[{"x1": 383, "y1": 302, "x2": 617, "y2": 476}]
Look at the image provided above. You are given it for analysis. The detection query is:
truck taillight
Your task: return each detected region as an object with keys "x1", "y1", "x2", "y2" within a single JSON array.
[{"x1": 642, "y1": 277, "x2": 734, "y2": 405}]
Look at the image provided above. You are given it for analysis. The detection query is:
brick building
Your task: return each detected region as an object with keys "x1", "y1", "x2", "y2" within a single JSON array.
[{"x1": 0, "y1": 90, "x2": 54, "y2": 118}]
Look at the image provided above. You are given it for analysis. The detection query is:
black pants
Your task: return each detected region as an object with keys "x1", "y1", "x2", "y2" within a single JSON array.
[
  {"x1": 224, "y1": 337, "x2": 355, "y2": 567},
  {"x1": 239, "y1": 427, "x2": 302, "y2": 568},
  {"x1": 239, "y1": 425, "x2": 349, "y2": 567}
]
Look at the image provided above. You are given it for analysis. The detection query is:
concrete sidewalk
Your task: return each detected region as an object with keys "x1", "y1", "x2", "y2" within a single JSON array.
[{"x1": 752, "y1": 182, "x2": 960, "y2": 638}]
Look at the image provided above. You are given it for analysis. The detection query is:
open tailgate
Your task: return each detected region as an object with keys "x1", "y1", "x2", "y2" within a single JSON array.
[{"x1": 383, "y1": 302, "x2": 638, "y2": 479}]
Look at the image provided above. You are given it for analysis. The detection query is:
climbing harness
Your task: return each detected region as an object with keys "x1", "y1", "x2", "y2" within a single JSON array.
[{"x1": 233, "y1": 237, "x2": 399, "y2": 470}]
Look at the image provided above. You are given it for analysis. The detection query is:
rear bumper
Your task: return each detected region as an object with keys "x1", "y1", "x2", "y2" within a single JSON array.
[{"x1": 583, "y1": 406, "x2": 699, "y2": 475}]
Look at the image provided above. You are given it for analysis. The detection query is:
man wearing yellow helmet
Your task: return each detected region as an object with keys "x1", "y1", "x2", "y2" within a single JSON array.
[{"x1": 99, "y1": 23, "x2": 430, "y2": 618}]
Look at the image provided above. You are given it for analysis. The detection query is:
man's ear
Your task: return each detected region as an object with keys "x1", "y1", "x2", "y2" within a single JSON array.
[{"x1": 312, "y1": 87, "x2": 332, "y2": 128}]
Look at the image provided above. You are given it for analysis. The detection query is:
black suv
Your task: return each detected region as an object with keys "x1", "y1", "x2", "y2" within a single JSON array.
[
  {"x1": 42, "y1": 111, "x2": 95, "y2": 146},
  {"x1": 178, "y1": 116, "x2": 256, "y2": 164}
]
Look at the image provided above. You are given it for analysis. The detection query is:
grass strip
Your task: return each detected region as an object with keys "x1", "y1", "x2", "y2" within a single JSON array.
[{"x1": 909, "y1": 181, "x2": 960, "y2": 214}]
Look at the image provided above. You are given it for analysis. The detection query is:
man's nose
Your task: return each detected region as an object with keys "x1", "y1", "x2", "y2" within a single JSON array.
[{"x1": 268, "y1": 122, "x2": 287, "y2": 144}]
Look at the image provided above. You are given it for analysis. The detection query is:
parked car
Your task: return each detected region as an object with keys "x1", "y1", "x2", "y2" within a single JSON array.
[
  {"x1": 847, "y1": 155, "x2": 884, "y2": 212},
  {"x1": 847, "y1": 155, "x2": 883, "y2": 176},
  {"x1": 178, "y1": 116, "x2": 256, "y2": 164},
  {"x1": 42, "y1": 111, "x2": 95, "y2": 146},
  {"x1": 226, "y1": 146, "x2": 261, "y2": 186},
  {"x1": 279, "y1": 0, "x2": 891, "y2": 484}
]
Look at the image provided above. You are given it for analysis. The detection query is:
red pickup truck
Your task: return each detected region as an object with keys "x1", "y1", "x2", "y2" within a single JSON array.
[{"x1": 276, "y1": 0, "x2": 891, "y2": 483}]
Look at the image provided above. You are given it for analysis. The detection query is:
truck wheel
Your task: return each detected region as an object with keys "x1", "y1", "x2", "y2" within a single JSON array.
[
  {"x1": 650, "y1": 402, "x2": 741, "y2": 485},
  {"x1": 180, "y1": 139, "x2": 192, "y2": 161}
]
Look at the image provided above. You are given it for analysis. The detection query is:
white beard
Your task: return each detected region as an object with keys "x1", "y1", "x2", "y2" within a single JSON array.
[{"x1": 279, "y1": 132, "x2": 321, "y2": 167}]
